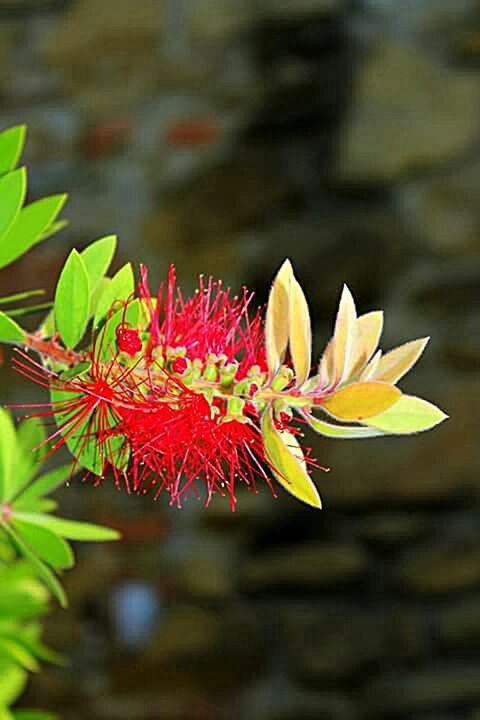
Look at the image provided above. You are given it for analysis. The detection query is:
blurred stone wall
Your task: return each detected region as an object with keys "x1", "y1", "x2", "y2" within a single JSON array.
[{"x1": 1, "y1": 0, "x2": 480, "y2": 718}]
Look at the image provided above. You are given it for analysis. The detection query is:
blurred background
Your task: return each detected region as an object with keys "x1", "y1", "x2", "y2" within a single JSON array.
[{"x1": 0, "y1": 0, "x2": 479, "y2": 718}]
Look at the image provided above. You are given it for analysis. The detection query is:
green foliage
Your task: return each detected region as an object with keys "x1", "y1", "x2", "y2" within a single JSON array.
[
  {"x1": 54, "y1": 249, "x2": 90, "y2": 348},
  {"x1": 0, "y1": 411, "x2": 120, "y2": 716}
]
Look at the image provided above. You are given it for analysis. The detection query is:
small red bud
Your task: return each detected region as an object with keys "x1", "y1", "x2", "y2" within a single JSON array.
[
  {"x1": 248, "y1": 382, "x2": 259, "y2": 398},
  {"x1": 116, "y1": 327, "x2": 142, "y2": 356},
  {"x1": 172, "y1": 356, "x2": 188, "y2": 374}
]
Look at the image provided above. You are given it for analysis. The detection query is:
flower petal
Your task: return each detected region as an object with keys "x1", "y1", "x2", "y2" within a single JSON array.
[
  {"x1": 374, "y1": 337, "x2": 429, "y2": 384},
  {"x1": 289, "y1": 275, "x2": 312, "y2": 386},
  {"x1": 265, "y1": 259, "x2": 293, "y2": 377},
  {"x1": 357, "y1": 311, "x2": 383, "y2": 362},
  {"x1": 365, "y1": 395, "x2": 448, "y2": 434},
  {"x1": 320, "y1": 381, "x2": 401, "y2": 422},
  {"x1": 261, "y1": 409, "x2": 321, "y2": 508}
]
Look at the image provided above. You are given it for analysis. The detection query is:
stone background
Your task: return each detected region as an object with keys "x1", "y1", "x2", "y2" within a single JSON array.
[{"x1": 0, "y1": 0, "x2": 479, "y2": 718}]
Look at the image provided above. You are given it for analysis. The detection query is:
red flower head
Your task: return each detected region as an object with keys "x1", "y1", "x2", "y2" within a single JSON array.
[{"x1": 16, "y1": 260, "x2": 447, "y2": 510}]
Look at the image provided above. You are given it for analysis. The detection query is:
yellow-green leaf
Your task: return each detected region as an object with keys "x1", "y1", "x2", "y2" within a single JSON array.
[
  {"x1": 302, "y1": 411, "x2": 385, "y2": 439},
  {"x1": 365, "y1": 395, "x2": 448, "y2": 434},
  {"x1": 359, "y1": 349, "x2": 382, "y2": 381},
  {"x1": 333, "y1": 284, "x2": 357, "y2": 383},
  {"x1": 320, "y1": 381, "x2": 401, "y2": 422},
  {"x1": 374, "y1": 337, "x2": 429, "y2": 384},
  {"x1": 265, "y1": 259, "x2": 292, "y2": 377},
  {"x1": 356, "y1": 311, "x2": 383, "y2": 362},
  {"x1": 289, "y1": 276, "x2": 311, "y2": 386},
  {"x1": 0, "y1": 409, "x2": 17, "y2": 501},
  {"x1": 318, "y1": 338, "x2": 335, "y2": 388},
  {"x1": 261, "y1": 409, "x2": 321, "y2": 509}
]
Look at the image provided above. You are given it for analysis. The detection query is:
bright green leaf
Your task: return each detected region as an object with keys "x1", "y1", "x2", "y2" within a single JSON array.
[
  {"x1": 94, "y1": 262, "x2": 134, "y2": 326},
  {"x1": 12, "y1": 520, "x2": 74, "y2": 571},
  {"x1": 0, "y1": 312, "x2": 26, "y2": 344},
  {"x1": 261, "y1": 408, "x2": 321, "y2": 509},
  {"x1": 38, "y1": 218, "x2": 68, "y2": 242},
  {"x1": 13, "y1": 512, "x2": 120, "y2": 542},
  {"x1": 54, "y1": 249, "x2": 90, "y2": 348},
  {"x1": 365, "y1": 394, "x2": 448, "y2": 434},
  {"x1": 0, "y1": 126, "x2": 26, "y2": 175},
  {"x1": 0, "y1": 636, "x2": 39, "y2": 673},
  {"x1": 80, "y1": 235, "x2": 117, "y2": 295},
  {"x1": 3, "y1": 525, "x2": 67, "y2": 608},
  {"x1": 0, "y1": 410, "x2": 17, "y2": 501},
  {"x1": 0, "y1": 662, "x2": 27, "y2": 707},
  {"x1": 0, "y1": 168, "x2": 26, "y2": 241},
  {"x1": 0, "y1": 194, "x2": 67, "y2": 270}
]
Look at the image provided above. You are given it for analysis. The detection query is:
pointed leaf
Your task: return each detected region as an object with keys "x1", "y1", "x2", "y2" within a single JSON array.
[
  {"x1": 38, "y1": 218, "x2": 68, "y2": 242},
  {"x1": 0, "y1": 125, "x2": 26, "y2": 175},
  {"x1": 265, "y1": 259, "x2": 292, "y2": 377},
  {"x1": 333, "y1": 284, "x2": 357, "y2": 383},
  {"x1": 0, "y1": 195, "x2": 67, "y2": 270},
  {"x1": 318, "y1": 338, "x2": 335, "y2": 388},
  {"x1": 261, "y1": 409, "x2": 321, "y2": 508},
  {"x1": 366, "y1": 395, "x2": 448, "y2": 434},
  {"x1": 0, "y1": 289, "x2": 45, "y2": 307},
  {"x1": 10, "y1": 418, "x2": 47, "y2": 497},
  {"x1": 359, "y1": 349, "x2": 382, "y2": 381},
  {"x1": 2, "y1": 525, "x2": 67, "y2": 608},
  {"x1": 374, "y1": 337, "x2": 429, "y2": 384},
  {"x1": 15, "y1": 465, "x2": 72, "y2": 507},
  {"x1": 0, "y1": 637, "x2": 39, "y2": 673},
  {"x1": 289, "y1": 276, "x2": 312, "y2": 386},
  {"x1": 320, "y1": 381, "x2": 401, "y2": 422},
  {"x1": 80, "y1": 235, "x2": 117, "y2": 294},
  {"x1": 0, "y1": 168, "x2": 26, "y2": 241},
  {"x1": 12, "y1": 520, "x2": 74, "y2": 570},
  {"x1": 54, "y1": 249, "x2": 90, "y2": 348},
  {"x1": 0, "y1": 312, "x2": 26, "y2": 344},
  {"x1": 0, "y1": 664, "x2": 27, "y2": 707},
  {"x1": 353, "y1": 310, "x2": 383, "y2": 367},
  {"x1": 13, "y1": 512, "x2": 120, "y2": 542},
  {"x1": 0, "y1": 409, "x2": 17, "y2": 501},
  {"x1": 301, "y1": 411, "x2": 385, "y2": 439},
  {"x1": 94, "y1": 262, "x2": 134, "y2": 326}
]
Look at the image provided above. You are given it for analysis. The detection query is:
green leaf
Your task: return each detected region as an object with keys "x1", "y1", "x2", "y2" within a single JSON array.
[
  {"x1": 0, "y1": 707, "x2": 14, "y2": 720},
  {"x1": 38, "y1": 218, "x2": 68, "y2": 242},
  {"x1": 94, "y1": 262, "x2": 134, "y2": 327},
  {"x1": 13, "y1": 419, "x2": 47, "y2": 493},
  {"x1": 0, "y1": 126, "x2": 26, "y2": 175},
  {"x1": 12, "y1": 520, "x2": 74, "y2": 571},
  {"x1": 6, "y1": 303, "x2": 52, "y2": 319},
  {"x1": 0, "y1": 168, "x2": 26, "y2": 240},
  {"x1": 0, "y1": 290, "x2": 45, "y2": 307},
  {"x1": 3, "y1": 526, "x2": 67, "y2": 608},
  {"x1": 54, "y1": 249, "x2": 90, "y2": 348},
  {"x1": 0, "y1": 410, "x2": 17, "y2": 501},
  {"x1": 81, "y1": 235, "x2": 117, "y2": 295},
  {"x1": 0, "y1": 636, "x2": 39, "y2": 673},
  {"x1": 0, "y1": 195, "x2": 67, "y2": 270},
  {"x1": 261, "y1": 408, "x2": 322, "y2": 509},
  {"x1": 14, "y1": 466, "x2": 72, "y2": 509},
  {"x1": 301, "y1": 411, "x2": 386, "y2": 439},
  {"x1": 0, "y1": 312, "x2": 26, "y2": 344},
  {"x1": 13, "y1": 513, "x2": 120, "y2": 542},
  {"x1": 0, "y1": 662, "x2": 27, "y2": 707},
  {"x1": 365, "y1": 395, "x2": 448, "y2": 434}
]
